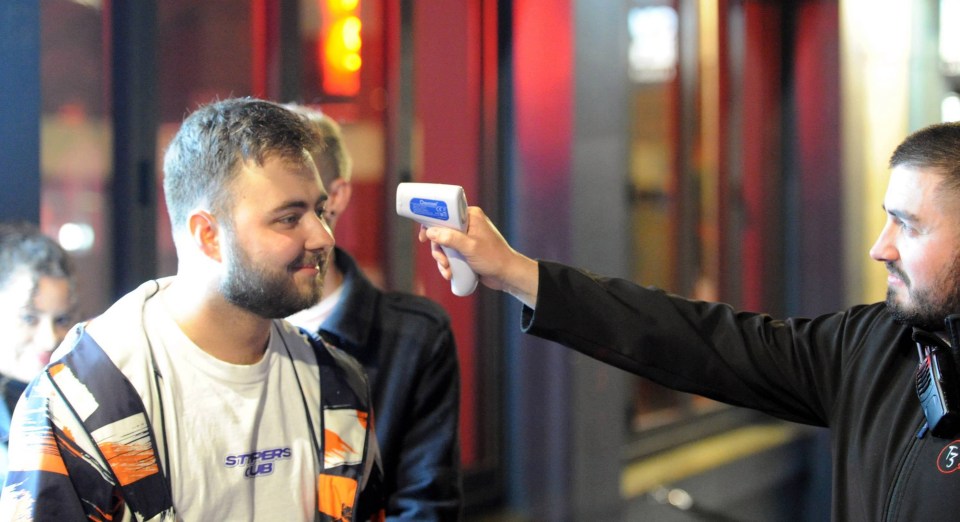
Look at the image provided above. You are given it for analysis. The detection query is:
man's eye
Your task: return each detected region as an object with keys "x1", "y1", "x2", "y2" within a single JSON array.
[
  {"x1": 891, "y1": 216, "x2": 910, "y2": 232},
  {"x1": 900, "y1": 222, "x2": 919, "y2": 236},
  {"x1": 55, "y1": 315, "x2": 75, "y2": 328},
  {"x1": 19, "y1": 313, "x2": 39, "y2": 327},
  {"x1": 278, "y1": 214, "x2": 300, "y2": 225}
]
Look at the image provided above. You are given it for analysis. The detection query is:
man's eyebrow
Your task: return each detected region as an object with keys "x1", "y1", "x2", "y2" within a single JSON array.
[
  {"x1": 269, "y1": 194, "x2": 329, "y2": 214},
  {"x1": 270, "y1": 200, "x2": 310, "y2": 213},
  {"x1": 882, "y1": 205, "x2": 919, "y2": 223}
]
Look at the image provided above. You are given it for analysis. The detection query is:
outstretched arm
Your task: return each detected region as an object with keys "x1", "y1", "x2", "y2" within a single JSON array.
[{"x1": 418, "y1": 207, "x2": 540, "y2": 308}]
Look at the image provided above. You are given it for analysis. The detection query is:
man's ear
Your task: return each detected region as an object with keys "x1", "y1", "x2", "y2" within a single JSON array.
[
  {"x1": 324, "y1": 178, "x2": 353, "y2": 220},
  {"x1": 188, "y1": 210, "x2": 222, "y2": 262}
]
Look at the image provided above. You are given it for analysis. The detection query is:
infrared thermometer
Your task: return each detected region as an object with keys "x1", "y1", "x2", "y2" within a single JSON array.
[{"x1": 396, "y1": 182, "x2": 478, "y2": 296}]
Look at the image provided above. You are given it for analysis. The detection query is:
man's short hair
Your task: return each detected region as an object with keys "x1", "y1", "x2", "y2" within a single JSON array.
[
  {"x1": 0, "y1": 221, "x2": 74, "y2": 292},
  {"x1": 162, "y1": 98, "x2": 319, "y2": 235},
  {"x1": 283, "y1": 104, "x2": 352, "y2": 187},
  {"x1": 889, "y1": 121, "x2": 960, "y2": 194}
]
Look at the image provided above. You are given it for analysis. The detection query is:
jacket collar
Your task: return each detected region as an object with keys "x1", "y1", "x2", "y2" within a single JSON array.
[{"x1": 321, "y1": 247, "x2": 379, "y2": 350}]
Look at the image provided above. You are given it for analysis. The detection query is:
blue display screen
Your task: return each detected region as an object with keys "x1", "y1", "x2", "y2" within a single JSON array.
[{"x1": 410, "y1": 198, "x2": 450, "y2": 221}]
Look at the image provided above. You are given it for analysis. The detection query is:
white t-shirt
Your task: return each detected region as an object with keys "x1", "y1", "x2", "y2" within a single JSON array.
[
  {"x1": 285, "y1": 283, "x2": 344, "y2": 333},
  {"x1": 143, "y1": 291, "x2": 321, "y2": 521}
]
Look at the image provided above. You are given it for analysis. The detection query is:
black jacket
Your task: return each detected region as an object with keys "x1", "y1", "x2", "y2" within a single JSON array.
[
  {"x1": 523, "y1": 261, "x2": 960, "y2": 522},
  {"x1": 319, "y1": 249, "x2": 462, "y2": 520}
]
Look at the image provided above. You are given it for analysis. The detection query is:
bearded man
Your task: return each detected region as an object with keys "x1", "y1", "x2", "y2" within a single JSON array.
[{"x1": 0, "y1": 98, "x2": 384, "y2": 521}]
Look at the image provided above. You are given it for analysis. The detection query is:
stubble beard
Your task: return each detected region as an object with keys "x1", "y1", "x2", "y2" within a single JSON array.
[
  {"x1": 220, "y1": 242, "x2": 326, "y2": 319},
  {"x1": 886, "y1": 256, "x2": 960, "y2": 332}
]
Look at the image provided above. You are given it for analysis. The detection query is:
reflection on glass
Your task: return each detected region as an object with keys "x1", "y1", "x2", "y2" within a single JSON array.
[
  {"x1": 58, "y1": 223, "x2": 96, "y2": 253},
  {"x1": 943, "y1": 93, "x2": 960, "y2": 122},
  {"x1": 40, "y1": 0, "x2": 110, "y2": 320},
  {"x1": 626, "y1": 1, "x2": 723, "y2": 437},
  {"x1": 628, "y1": 6, "x2": 678, "y2": 84}
]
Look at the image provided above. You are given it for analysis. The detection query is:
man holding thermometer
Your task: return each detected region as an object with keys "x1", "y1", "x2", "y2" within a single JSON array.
[{"x1": 407, "y1": 121, "x2": 960, "y2": 521}]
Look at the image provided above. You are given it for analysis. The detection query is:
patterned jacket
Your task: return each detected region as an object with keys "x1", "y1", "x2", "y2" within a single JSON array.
[{"x1": 0, "y1": 280, "x2": 384, "y2": 521}]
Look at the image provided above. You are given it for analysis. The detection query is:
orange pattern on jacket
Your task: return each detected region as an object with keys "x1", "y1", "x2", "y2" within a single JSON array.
[
  {"x1": 324, "y1": 428, "x2": 358, "y2": 464},
  {"x1": 317, "y1": 474, "x2": 358, "y2": 521},
  {"x1": 98, "y1": 441, "x2": 160, "y2": 486}
]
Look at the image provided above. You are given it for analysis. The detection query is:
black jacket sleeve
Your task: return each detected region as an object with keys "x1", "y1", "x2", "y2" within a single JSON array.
[
  {"x1": 522, "y1": 261, "x2": 864, "y2": 426},
  {"x1": 384, "y1": 323, "x2": 461, "y2": 520}
]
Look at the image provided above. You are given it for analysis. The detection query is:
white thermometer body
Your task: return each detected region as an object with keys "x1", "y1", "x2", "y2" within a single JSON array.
[{"x1": 396, "y1": 182, "x2": 478, "y2": 296}]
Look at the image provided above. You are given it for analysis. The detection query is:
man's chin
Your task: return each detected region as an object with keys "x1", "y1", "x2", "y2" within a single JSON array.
[
  {"x1": 886, "y1": 301, "x2": 944, "y2": 331},
  {"x1": 298, "y1": 276, "x2": 323, "y2": 299},
  {"x1": 288, "y1": 285, "x2": 321, "y2": 313}
]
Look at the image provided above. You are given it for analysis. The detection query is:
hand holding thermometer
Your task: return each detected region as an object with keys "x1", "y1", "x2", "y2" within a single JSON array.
[{"x1": 396, "y1": 182, "x2": 479, "y2": 296}]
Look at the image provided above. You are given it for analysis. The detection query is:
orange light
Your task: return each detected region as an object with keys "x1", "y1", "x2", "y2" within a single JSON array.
[
  {"x1": 335, "y1": 0, "x2": 359, "y2": 12},
  {"x1": 341, "y1": 16, "x2": 361, "y2": 51},
  {"x1": 320, "y1": 1, "x2": 362, "y2": 97}
]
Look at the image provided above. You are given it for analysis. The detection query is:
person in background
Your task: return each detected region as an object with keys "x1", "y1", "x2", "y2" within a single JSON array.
[
  {"x1": 418, "y1": 121, "x2": 960, "y2": 520},
  {"x1": 285, "y1": 105, "x2": 462, "y2": 520},
  {"x1": 0, "y1": 222, "x2": 77, "y2": 485},
  {"x1": 0, "y1": 98, "x2": 384, "y2": 520}
]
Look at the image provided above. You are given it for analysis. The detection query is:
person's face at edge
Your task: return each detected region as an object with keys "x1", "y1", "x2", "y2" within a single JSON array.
[
  {"x1": 870, "y1": 165, "x2": 960, "y2": 331},
  {"x1": 0, "y1": 270, "x2": 74, "y2": 382},
  {"x1": 217, "y1": 154, "x2": 335, "y2": 318}
]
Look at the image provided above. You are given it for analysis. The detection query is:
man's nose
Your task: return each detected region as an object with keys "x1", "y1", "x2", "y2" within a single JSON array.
[
  {"x1": 869, "y1": 223, "x2": 896, "y2": 262},
  {"x1": 306, "y1": 212, "x2": 335, "y2": 251}
]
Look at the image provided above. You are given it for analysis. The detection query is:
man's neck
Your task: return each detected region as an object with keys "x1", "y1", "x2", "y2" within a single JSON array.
[{"x1": 163, "y1": 278, "x2": 272, "y2": 365}]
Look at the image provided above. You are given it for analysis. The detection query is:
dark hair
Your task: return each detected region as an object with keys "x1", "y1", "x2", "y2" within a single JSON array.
[
  {"x1": 889, "y1": 121, "x2": 960, "y2": 194},
  {"x1": 0, "y1": 222, "x2": 74, "y2": 292},
  {"x1": 162, "y1": 97, "x2": 318, "y2": 234},
  {"x1": 283, "y1": 104, "x2": 352, "y2": 187}
]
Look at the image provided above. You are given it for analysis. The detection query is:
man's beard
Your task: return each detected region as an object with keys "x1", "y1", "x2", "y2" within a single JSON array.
[
  {"x1": 220, "y1": 238, "x2": 326, "y2": 319},
  {"x1": 886, "y1": 257, "x2": 960, "y2": 331}
]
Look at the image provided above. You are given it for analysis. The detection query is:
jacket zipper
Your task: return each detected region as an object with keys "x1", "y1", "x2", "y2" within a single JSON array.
[{"x1": 883, "y1": 420, "x2": 925, "y2": 522}]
